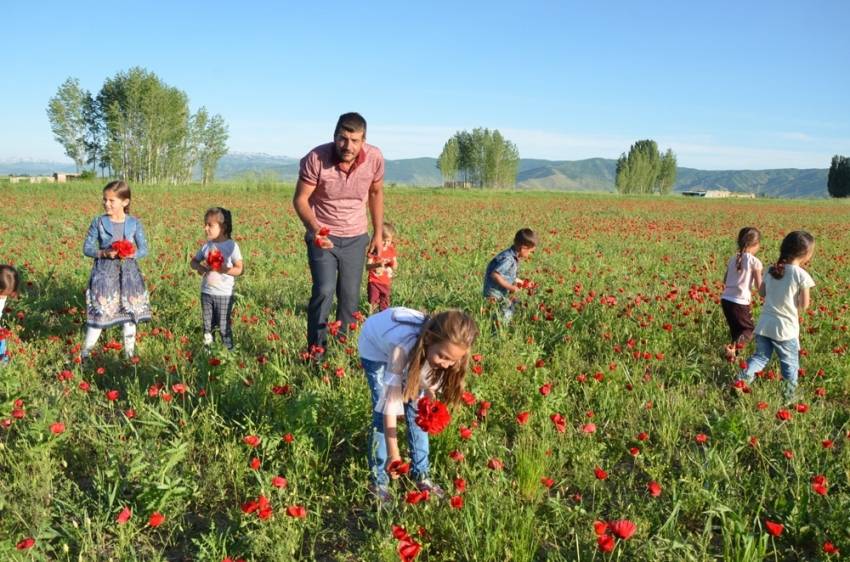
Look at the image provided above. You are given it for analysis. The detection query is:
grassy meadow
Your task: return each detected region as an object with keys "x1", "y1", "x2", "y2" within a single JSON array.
[{"x1": 1, "y1": 181, "x2": 849, "y2": 561}]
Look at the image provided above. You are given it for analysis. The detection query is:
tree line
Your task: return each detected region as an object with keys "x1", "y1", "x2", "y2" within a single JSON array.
[
  {"x1": 47, "y1": 68, "x2": 229, "y2": 185},
  {"x1": 436, "y1": 129, "x2": 520, "y2": 189},
  {"x1": 828, "y1": 155, "x2": 850, "y2": 198},
  {"x1": 615, "y1": 140, "x2": 678, "y2": 195}
]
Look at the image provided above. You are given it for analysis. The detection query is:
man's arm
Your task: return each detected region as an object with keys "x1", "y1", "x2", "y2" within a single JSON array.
[
  {"x1": 367, "y1": 179, "x2": 384, "y2": 256},
  {"x1": 293, "y1": 179, "x2": 333, "y2": 249}
]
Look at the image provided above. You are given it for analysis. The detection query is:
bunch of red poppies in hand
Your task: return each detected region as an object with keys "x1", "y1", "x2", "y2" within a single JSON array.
[
  {"x1": 206, "y1": 248, "x2": 224, "y2": 271},
  {"x1": 111, "y1": 239, "x2": 135, "y2": 258},
  {"x1": 314, "y1": 227, "x2": 330, "y2": 247},
  {"x1": 414, "y1": 396, "x2": 451, "y2": 435}
]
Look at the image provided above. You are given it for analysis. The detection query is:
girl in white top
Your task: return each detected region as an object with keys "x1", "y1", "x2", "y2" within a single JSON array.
[
  {"x1": 358, "y1": 308, "x2": 477, "y2": 509},
  {"x1": 0, "y1": 265, "x2": 20, "y2": 364},
  {"x1": 720, "y1": 227, "x2": 763, "y2": 360},
  {"x1": 735, "y1": 231, "x2": 815, "y2": 402}
]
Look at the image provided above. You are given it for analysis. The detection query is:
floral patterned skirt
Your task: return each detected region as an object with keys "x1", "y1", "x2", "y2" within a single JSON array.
[{"x1": 86, "y1": 258, "x2": 151, "y2": 328}]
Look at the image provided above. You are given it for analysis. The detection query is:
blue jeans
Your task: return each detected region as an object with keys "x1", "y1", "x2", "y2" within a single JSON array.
[
  {"x1": 0, "y1": 338, "x2": 6, "y2": 361},
  {"x1": 736, "y1": 335, "x2": 799, "y2": 400},
  {"x1": 361, "y1": 356, "x2": 430, "y2": 486}
]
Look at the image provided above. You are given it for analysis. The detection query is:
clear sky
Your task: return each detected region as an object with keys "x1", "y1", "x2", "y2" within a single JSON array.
[{"x1": 1, "y1": 0, "x2": 848, "y2": 169}]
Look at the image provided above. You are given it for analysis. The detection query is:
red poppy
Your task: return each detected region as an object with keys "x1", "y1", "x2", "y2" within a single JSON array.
[
  {"x1": 795, "y1": 404, "x2": 809, "y2": 413},
  {"x1": 822, "y1": 439, "x2": 834, "y2": 449},
  {"x1": 550, "y1": 413, "x2": 566, "y2": 433},
  {"x1": 250, "y1": 457, "x2": 261, "y2": 470},
  {"x1": 594, "y1": 467, "x2": 608, "y2": 480},
  {"x1": 695, "y1": 434, "x2": 707, "y2": 443},
  {"x1": 597, "y1": 535, "x2": 615, "y2": 552},
  {"x1": 648, "y1": 481, "x2": 661, "y2": 497},
  {"x1": 112, "y1": 239, "x2": 136, "y2": 258},
  {"x1": 79, "y1": 381, "x2": 91, "y2": 392},
  {"x1": 149, "y1": 512, "x2": 166, "y2": 527},
  {"x1": 461, "y1": 391, "x2": 476, "y2": 405},
  {"x1": 388, "y1": 460, "x2": 410, "y2": 476},
  {"x1": 106, "y1": 390, "x2": 119, "y2": 401},
  {"x1": 405, "y1": 490, "x2": 429, "y2": 504},
  {"x1": 272, "y1": 385, "x2": 291, "y2": 395},
  {"x1": 454, "y1": 478, "x2": 466, "y2": 492},
  {"x1": 488, "y1": 458, "x2": 504, "y2": 470},
  {"x1": 243, "y1": 435, "x2": 260, "y2": 447},
  {"x1": 582, "y1": 423, "x2": 596, "y2": 433},
  {"x1": 784, "y1": 450, "x2": 793, "y2": 459},
  {"x1": 765, "y1": 520, "x2": 783, "y2": 536},
  {"x1": 824, "y1": 542, "x2": 839, "y2": 555},
  {"x1": 116, "y1": 506, "x2": 131, "y2": 524},
  {"x1": 776, "y1": 410, "x2": 791, "y2": 421},
  {"x1": 241, "y1": 500, "x2": 259, "y2": 514},
  {"x1": 398, "y1": 535, "x2": 421, "y2": 562},
  {"x1": 593, "y1": 521, "x2": 608, "y2": 535},
  {"x1": 459, "y1": 425, "x2": 473, "y2": 439},
  {"x1": 50, "y1": 422, "x2": 65, "y2": 434},
  {"x1": 450, "y1": 495, "x2": 464, "y2": 509},
  {"x1": 284, "y1": 433, "x2": 294, "y2": 443},
  {"x1": 392, "y1": 525, "x2": 409, "y2": 540},
  {"x1": 209, "y1": 358, "x2": 221, "y2": 366},
  {"x1": 629, "y1": 447, "x2": 640, "y2": 456},
  {"x1": 637, "y1": 432, "x2": 648, "y2": 441},
  {"x1": 472, "y1": 354, "x2": 482, "y2": 362},
  {"x1": 449, "y1": 450, "x2": 465, "y2": 462},
  {"x1": 516, "y1": 411, "x2": 530, "y2": 424},
  {"x1": 541, "y1": 477, "x2": 554, "y2": 488},
  {"x1": 609, "y1": 520, "x2": 637, "y2": 540},
  {"x1": 16, "y1": 538, "x2": 35, "y2": 550},
  {"x1": 414, "y1": 397, "x2": 451, "y2": 435},
  {"x1": 812, "y1": 483, "x2": 827, "y2": 496},
  {"x1": 539, "y1": 383, "x2": 552, "y2": 395},
  {"x1": 272, "y1": 476, "x2": 288, "y2": 488},
  {"x1": 286, "y1": 505, "x2": 307, "y2": 518},
  {"x1": 206, "y1": 248, "x2": 224, "y2": 271}
]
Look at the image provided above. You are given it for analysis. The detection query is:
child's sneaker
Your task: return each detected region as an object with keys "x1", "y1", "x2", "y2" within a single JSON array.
[
  {"x1": 415, "y1": 478, "x2": 445, "y2": 500},
  {"x1": 369, "y1": 484, "x2": 393, "y2": 512}
]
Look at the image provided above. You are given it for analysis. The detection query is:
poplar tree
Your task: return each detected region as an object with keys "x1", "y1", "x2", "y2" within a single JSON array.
[
  {"x1": 46, "y1": 78, "x2": 92, "y2": 173},
  {"x1": 828, "y1": 155, "x2": 850, "y2": 198},
  {"x1": 441, "y1": 128, "x2": 520, "y2": 189},
  {"x1": 436, "y1": 137, "x2": 460, "y2": 186},
  {"x1": 615, "y1": 140, "x2": 678, "y2": 194}
]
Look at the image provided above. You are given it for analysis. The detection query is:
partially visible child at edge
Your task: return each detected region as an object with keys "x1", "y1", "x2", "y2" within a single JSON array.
[
  {"x1": 0, "y1": 265, "x2": 21, "y2": 365},
  {"x1": 358, "y1": 308, "x2": 478, "y2": 509},
  {"x1": 483, "y1": 228, "x2": 538, "y2": 326},
  {"x1": 81, "y1": 181, "x2": 152, "y2": 361},
  {"x1": 735, "y1": 231, "x2": 815, "y2": 403},
  {"x1": 365, "y1": 222, "x2": 397, "y2": 313},
  {"x1": 190, "y1": 207, "x2": 243, "y2": 351},
  {"x1": 720, "y1": 227, "x2": 763, "y2": 361}
]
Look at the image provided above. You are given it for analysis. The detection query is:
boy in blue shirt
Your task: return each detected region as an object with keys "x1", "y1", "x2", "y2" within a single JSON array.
[{"x1": 483, "y1": 228, "x2": 538, "y2": 326}]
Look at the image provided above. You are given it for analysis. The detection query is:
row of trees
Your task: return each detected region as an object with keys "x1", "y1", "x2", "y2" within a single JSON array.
[
  {"x1": 47, "y1": 68, "x2": 229, "y2": 184},
  {"x1": 436, "y1": 128, "x2": 520, "y2": 189},
  {"x1": 827, "y1": 155, "x2": 850, "y2": 198},
  {"x1": 615, "y1": 140, "x2": 678, "y2": 195}
]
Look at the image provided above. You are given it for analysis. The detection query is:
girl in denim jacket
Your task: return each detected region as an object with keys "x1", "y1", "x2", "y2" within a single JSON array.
[{"x1": 81, "y1": 181, "x2": 151, "y2": 361}]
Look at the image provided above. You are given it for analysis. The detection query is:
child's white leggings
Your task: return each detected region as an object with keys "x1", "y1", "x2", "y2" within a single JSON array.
[{"x1": 82, "y1": 323, "x2": 137, "y2": 358}]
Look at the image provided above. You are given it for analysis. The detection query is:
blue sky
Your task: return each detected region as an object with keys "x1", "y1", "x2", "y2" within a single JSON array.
[{"x1": 1, "y1": 0, "x2": 848, "y2": 169}]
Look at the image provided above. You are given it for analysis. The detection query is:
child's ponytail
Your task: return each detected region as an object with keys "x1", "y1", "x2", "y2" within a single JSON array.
[
  {"x1": 768, "y1": 231, "x2": 814, "y2": 280},
  {"x1": 735, "y1": 227, "x2": 761, "y2": 273}
]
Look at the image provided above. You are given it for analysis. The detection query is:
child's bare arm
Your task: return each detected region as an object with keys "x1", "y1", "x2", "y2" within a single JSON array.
[
  {"x1": 797, "y1": 287, "x2": 811, "y2": 310},
  {"x1": 190, "y1": 257, "x2": 207, "y2": 275}
]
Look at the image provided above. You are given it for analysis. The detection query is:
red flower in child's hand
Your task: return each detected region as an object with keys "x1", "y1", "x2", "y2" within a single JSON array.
[
  {"x1": 388, "y1": 460, "x2": 410, "y2": 477},
  {"x1": 314, "y1": 227, "x2": 330, "y2": 247},
  {"x1": 206, "y1": 248, "x2": 224, "y2": 271},
  {"x1": 112, "y1": 239, "x2": 135, "y2": 258},
  {"x1": 414, "y1": 396, "x2": 451, "y2": 435}
]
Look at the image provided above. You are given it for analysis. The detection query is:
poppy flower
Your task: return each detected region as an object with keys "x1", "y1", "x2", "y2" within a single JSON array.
[
  {"x1": 461, "y1": 391, "x2": 476, "y2": 405},
  {"x1": 539, "y1": 383, "x2": 551, "y2": 396},
  {"x1": 257, "y1": 496, "x2": 273, "y2": 519},
  {"x1": 765, "y1": 520, "x2": 783, "y2": 536},
  {"x1": 695, "y1": 434, "x2": 707, "y2": 443},
  {"x1": 398, "y1": 536, "x2": 421, "y2": 562},
  {"x1": 284, "y1": 433, "x2": 294, "y2": 443},
  {"x1": 16, "y1": 538, "x2": 35, "y2": 550},
  {"x1": 459, "y1": 426, "x2": 473, "y2": 439},
  {"x1": 243, "y1": 435, "x2": 260, "y2": 447},
  {"x1": 285, "y1": 505, "x2": 307, "y2": 518},
  {"x1": 609, "y1": 520, "x2": 637, "y2": 540},
  {"x1": 388, "y1": 460, "x2": 410, "y2": 476},
  {"x1": 272, "y1": 476, "x2": 288, "y2": 488},
  {"x1": 241, "y1": 500, "x2": 259, "y2": 514},
  {"x1": 414, "y1": 397, "x2": 451, "y2": 435},
  {"x1": 449, "y1": 450, "x2": 465, "y2": 462},
  {"x1": 597, "y1": 535, "x2": 615, "y2": 552},
  {"x1": 106, "y1": 390, "x2": 119, "y2": 401},
  {"x1": 648, "y1": 481, "x2": 661, "y2": 497},
  {"x1": 450, "y1": 496, "x2": 464, "y2": 509},
  {"x1": 516, "y1": 412, "x2": 530, "y2": 424},
  {"x1": 550, "y1": 413, "x2": 566, "y2": 433},
  {"x1": 776, "y1": 410, "x2": 791, "y2": 421},
  {"x1": 112, "y1": 239, "x2": 136, "y2": 258},
  {"x1": 593, "y1": 521, "x2": 609, "y2": 535},
  {"x1": 50, "y1": 422, "x2": 65, "y2": 434},
  {"x1": 116, "y1": 507, "x2": 131, "y2": 524},
  {"x1": 250, "y1": 457, "x2": 261, "y2": 470},
  {"x1": 824, "y1": 542, "x2": 839, "y2": 554},
  {"x1": 206, "y1": 248, "x2": 224, "y2": 270},
  {"x1": 629, "y1": 447, "x2": 640, "y2": 456},
  {"x1": 795, "y1": 404, "x2": 809, "y2": 413},
  {"x1": 812, "y1": 483, "x2": 828, "y2": 496},
  {"x1": 757, "y1": 402, "x2": 768, "y2": 409},
  {"x1": 149, "y1": 512, "x2": 166, "y2": 527},
  {"x1": 454, "y1": 478, "x2": 466, "y2": 492},
  {"x1": 472, "y1": 354, "x2": 482, "y2": 362},
  {"x1": 392, "y1": 525, "x2": 409, "y2": 540},
  {"x1": 79, "y1": 381, "x2": 90, "y2": 392},
  {"x1": 488, "y1": 458, "x2": 504, "y2": 470},
  {"x1": 594, "y1": 467, "x2": 608, "y2": 480},
  {"x1": 209, "y1": 358, "x2": 221, "y2": 366},
  {"x1": 582, "y1": 423, "x2": 596, "y2": 434},
  {"x1": 784, "y1": 450, "x2": 793, "y2": 459},
  {"x1": 637, "y1": 432, "x2": 648, "y2": 441},
  {"x1": 405, "y1": 490, "x2": 429, "y2": 504},
  {"x1": 541, "y1": 477, "x2": 554, "y2": 488},
  {"x1": 272, "y1": 385, "x2": 291, "y2": 395},
  {"x1": 822, "y1": 440, "x2": 834, "y2": 449}
]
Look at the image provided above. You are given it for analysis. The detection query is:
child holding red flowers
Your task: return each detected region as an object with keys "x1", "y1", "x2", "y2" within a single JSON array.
[
  {"x1": 190, "y1": 207, "x2": 243, "y2": 350},
  {"x1": 365, "y1": 222, "x2": 398, "y2": 313},
  {"x1": 358, "y1": 307, "x2": 478, "y2": 509},
  {"x1": 483, "y1": 228, "x2": 538, "y2": 325},
  {"x1": 0, "y1": 265, "x2": 21, "y2": 365},
  {"x1": 81, "y1": 181, "x2": 151, "y2": 360}
]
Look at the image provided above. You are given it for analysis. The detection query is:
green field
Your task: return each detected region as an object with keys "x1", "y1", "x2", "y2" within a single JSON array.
[{"x1": 1, "y1": 182, "x2": 848, "y2": 561}]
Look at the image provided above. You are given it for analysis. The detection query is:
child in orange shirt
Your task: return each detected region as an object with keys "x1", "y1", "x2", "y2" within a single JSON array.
[{"x1": 365, "y1": 222, "x2": 397, "y2": 312}]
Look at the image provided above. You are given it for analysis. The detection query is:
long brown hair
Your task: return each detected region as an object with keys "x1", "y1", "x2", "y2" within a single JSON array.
[
  {"x1": 401, "y1": 310, "x2": 478, "y2": 408},
  {"x1": 735, "y1": 227, "x2": 761, "y2": 273},
  {"x1": 768, "y1": 231, "x2": 814, "y2": 280}
]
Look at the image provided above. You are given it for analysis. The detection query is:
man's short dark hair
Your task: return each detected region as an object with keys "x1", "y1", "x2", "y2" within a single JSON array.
[
  {"x1": 514, "y1": 228, "x2": 539, "y2": 248},
  {"x1": 334, "y1": 112, "x2": 367, "y2": 137}
]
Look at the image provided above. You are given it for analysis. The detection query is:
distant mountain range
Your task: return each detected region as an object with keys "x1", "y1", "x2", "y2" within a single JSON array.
[{"x1": 1, "y1": 153, "x2": 829, "y2": 198}]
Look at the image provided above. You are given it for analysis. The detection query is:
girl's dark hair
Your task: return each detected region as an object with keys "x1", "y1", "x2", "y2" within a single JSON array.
[
  {"x1": 0, "y1": 265, "x2": 20, "y2": 295},
  {"x1": 205, "y1": 207, "x2": 233, "y2": 238},
  {"x1": 104, "y1": 181, "x2": 132, "y2": 213},
  {"x1": 768, "y1": 231, "x2": 814, "y2": 280},
  {"x1": 735, "y1": 227, "x2": 761, "y2": 273},
  {"x1": 394, "y1": 310, "x2": 478, "y2": 409}
]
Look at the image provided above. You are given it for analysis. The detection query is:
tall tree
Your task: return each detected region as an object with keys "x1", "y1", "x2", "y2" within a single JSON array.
[
  {"x1": 46, "y1": 78, "x2": 91, "y2": 173},
  {"x1": 827, "y1": 155, "x2": 850, "y2": 198},
  {"x1": 442, "y1": 128, "x2": 520, "y2": 189},
  {"x1": 615, "y1": 140, "x2": 677, "y2": 195},
  {"x1": 192, "y1": 108, "x2": 230, "y2": 185},
  {"x1": 436, "y1": 137, "x2": 460, "y2": 186}
]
